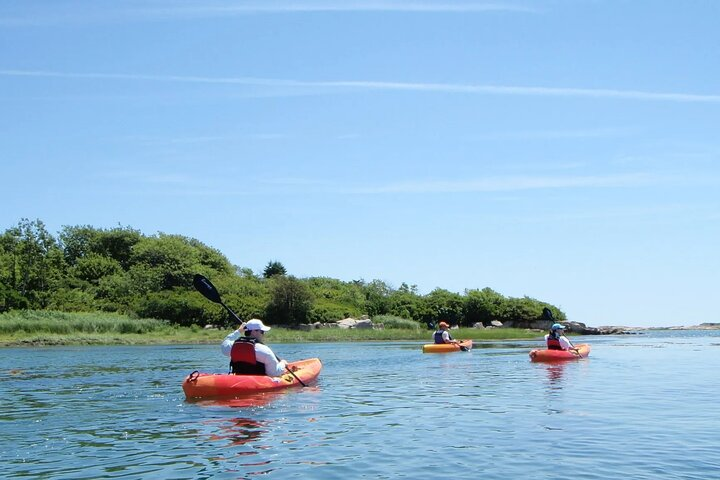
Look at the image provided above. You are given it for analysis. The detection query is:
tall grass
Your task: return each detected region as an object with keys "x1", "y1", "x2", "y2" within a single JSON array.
[
  {"x1": 0, "y1": 310, "x2": 542, "y2": 346},
  {"x1": 269, "y1": 326, "x2": 540, "y2": 343},
  {"x1": 0, "y1": 310, "x2": 169, "y2": 335}
]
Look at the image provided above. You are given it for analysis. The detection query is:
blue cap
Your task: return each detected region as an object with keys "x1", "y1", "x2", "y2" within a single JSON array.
[{"x1": 551, "y1": 323, "x2": 565, "y2": 330}]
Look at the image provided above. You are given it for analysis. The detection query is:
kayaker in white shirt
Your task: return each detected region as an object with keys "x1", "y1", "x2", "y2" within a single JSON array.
[
  {"x1": 433, "y1": 321, "x2": 461, "y2": 345},
  {"x1": 221, "y1": 319, "x2": 288, "y2": 376},
  {"x1": 544, "y1": 323, "x2": 578, "y2": 353}
]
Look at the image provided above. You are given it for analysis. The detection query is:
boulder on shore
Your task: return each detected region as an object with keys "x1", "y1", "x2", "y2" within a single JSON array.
[{"x1": 337, "y1": 317, "x2": 375, "y2": 329}]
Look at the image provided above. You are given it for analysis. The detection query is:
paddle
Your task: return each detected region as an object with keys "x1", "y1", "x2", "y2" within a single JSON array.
[
  {"x1": 192, "y1": 274, "x2": 307, "y2": 386},
  {"x1": 445, "y1": 327, "x2": 468, "y2": 351},
  {"x1": 193, "y1": 274, "x2": 243, "y2": 324}
]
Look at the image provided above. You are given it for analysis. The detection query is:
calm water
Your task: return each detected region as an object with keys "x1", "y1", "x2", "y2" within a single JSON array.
[{"x1": 2, "y1": 331, "x2": 719, "y2": 479}]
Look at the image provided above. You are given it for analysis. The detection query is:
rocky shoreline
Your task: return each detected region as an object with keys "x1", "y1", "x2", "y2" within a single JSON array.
[
  {"x1": 477, "y1": 319, "x2": 720, "y2": 335},
  {"x1": 285, "y1": 317, "x2": 720, "y2": 335},
  {"x1": 565, "y1": 322, "x2": 720, "y2": 335}
]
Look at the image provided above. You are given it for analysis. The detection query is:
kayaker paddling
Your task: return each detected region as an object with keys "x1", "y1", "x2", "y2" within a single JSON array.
[
  {"x1": 433, "y1": 321, "x2": 460, "y2": 345},
  {"x1": 545, "y1": 323, "x2": 580, "y2": 356},
  {"x1": 221, "y1": 319, "x2": 289, "y2": 376},
  {"x1": 432, "y1": 321, "x2": 469, "y2": 351},
  {"x1": 193, "y1": 274, "x2": 309, "y2": 386}
]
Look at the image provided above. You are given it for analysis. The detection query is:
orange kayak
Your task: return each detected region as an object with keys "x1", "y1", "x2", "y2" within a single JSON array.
[
  {"x1": 529, "y1": 344, "x2": 591, "y2": 362},
  {"x1": 422, "y1": 340, "x2": 473, "y2": 353},
  {"x1": 182, "y1": 358, "x2": 322, "y2": 398}
]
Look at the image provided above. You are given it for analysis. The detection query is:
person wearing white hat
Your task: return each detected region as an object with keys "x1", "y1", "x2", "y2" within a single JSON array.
[{"x1": 221, "y1": 319, "x2": 288, "y2": 376}]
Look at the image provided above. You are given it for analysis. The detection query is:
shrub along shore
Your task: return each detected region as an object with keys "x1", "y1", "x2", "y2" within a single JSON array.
[{"x1": 0, "y1": 310, "x2": 541, "y2": 347}]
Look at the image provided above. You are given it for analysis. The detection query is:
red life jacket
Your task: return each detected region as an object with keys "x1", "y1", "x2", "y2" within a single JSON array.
[
  {"x1": 546, "y1": 334, "x2": 563, "y2": 350},
  {"x1": 230, "y1": 338, "x2": 266, "y2": 375}
]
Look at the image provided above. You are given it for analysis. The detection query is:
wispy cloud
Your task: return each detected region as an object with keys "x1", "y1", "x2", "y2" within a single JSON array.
[
  {"x1": 345, "y1": 172, "x2": 665, "y2": 194},
  {"x1": 141, "y1": 2, "x2": 538, "y2": 15},
  {"x1": 2, "y1": 69, "x2": 720, "y2": 103},
  {"x1": 97, "y1": 170, "x2": 199, "y2": 186},
  {"x1": 468, "y1": 127, "x2": 636, "y2": 140},
  {"x1": 0, "y1": 2, "x2": 537, "y2": 26},
  {"x1": 119, "y1": 133, "x2": 291, "y2": 146},
  {"x1": 92, "y1": 168, "x2": 719, "y2": 197}
]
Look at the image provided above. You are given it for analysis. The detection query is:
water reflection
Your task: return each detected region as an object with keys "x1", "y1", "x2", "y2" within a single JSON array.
[
  {"x1": 207, "y1": 417, "x2": 269, "y2": 447},
  {"x1": 545, "y1": 363, "x2": 566, "y2": 388},
  {"x1": 188, "y1": 391, "x2": 285, "y2": 409},
  {"x1": 203, "y1": 417, "x2": 276, "y2": 476},
  {"x1": 186, "y1": 385, "x2": 322, "y2": 409}
]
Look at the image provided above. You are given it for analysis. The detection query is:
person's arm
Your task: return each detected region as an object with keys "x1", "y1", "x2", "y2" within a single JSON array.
[
  {"x1": 443, "y1": 330, "x2": 460, "y2": 344},
  {"x1": 254, "y1": 344, "x2": 288, "y2": 376},
  {"x1": 559, "y1": 335, "x2": 574, "y2": 351},
  {"x1": 220, "y1": 326, "x2": 245, "y2": 356}
]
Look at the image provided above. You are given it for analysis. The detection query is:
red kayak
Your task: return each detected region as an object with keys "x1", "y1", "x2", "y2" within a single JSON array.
[
  {"x1": 182, "y1": 358, "x2": 322, "y2": 398},
  {"x1": 529, "y1": 344, "x2": 591, "y2": 362}
]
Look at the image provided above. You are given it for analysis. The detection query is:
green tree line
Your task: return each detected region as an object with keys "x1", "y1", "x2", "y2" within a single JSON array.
[{"x1": 0, "y1": 219, "x2": 566, "y2": 328}]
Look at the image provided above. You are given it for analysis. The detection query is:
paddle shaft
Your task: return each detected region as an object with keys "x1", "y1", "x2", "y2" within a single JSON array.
[
  {"x1": 219, "y1": 301, "x2": 243, "y2": 324},
  {"x1": 275, "y1": 353, "x2": 307, "y2": 387},
  {"x1": 193, "y1": 274, "x2": 307, "y2": 386}
]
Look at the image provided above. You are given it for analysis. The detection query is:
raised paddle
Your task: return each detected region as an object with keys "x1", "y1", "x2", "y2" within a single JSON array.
[
  {"x1": 192, "y1": 274, "x2": 307, "y2": 387},
  {"x1": 193, "y1": 274, "x2": 243, "y2": 324}
]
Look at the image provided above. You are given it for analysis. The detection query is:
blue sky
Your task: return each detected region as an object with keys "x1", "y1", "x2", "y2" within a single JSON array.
[{"x1": 2, "y1": 1, "x2": 718, "y2": 327}]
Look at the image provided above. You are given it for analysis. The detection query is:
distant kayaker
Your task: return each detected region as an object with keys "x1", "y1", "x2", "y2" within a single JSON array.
[
  {"x1": 433, "y1": 321, "x2": 461, "y2": 345},
  {"x1": 545, "y1": 323, "x2": 578, "y2": 353},
  {"x1": 221, "y1": 319, "x2": 288, "y2": 376}
]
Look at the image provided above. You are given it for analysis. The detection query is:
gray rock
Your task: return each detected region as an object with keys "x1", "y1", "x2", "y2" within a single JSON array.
[{"x1": 354, "y1": 319, "x2": 374, "y2": 329}]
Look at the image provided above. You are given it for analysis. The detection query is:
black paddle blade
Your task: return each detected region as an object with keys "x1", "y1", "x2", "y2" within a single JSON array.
[{"x1": 193, "y1": 274, "x2": 222, "y2": 304}]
